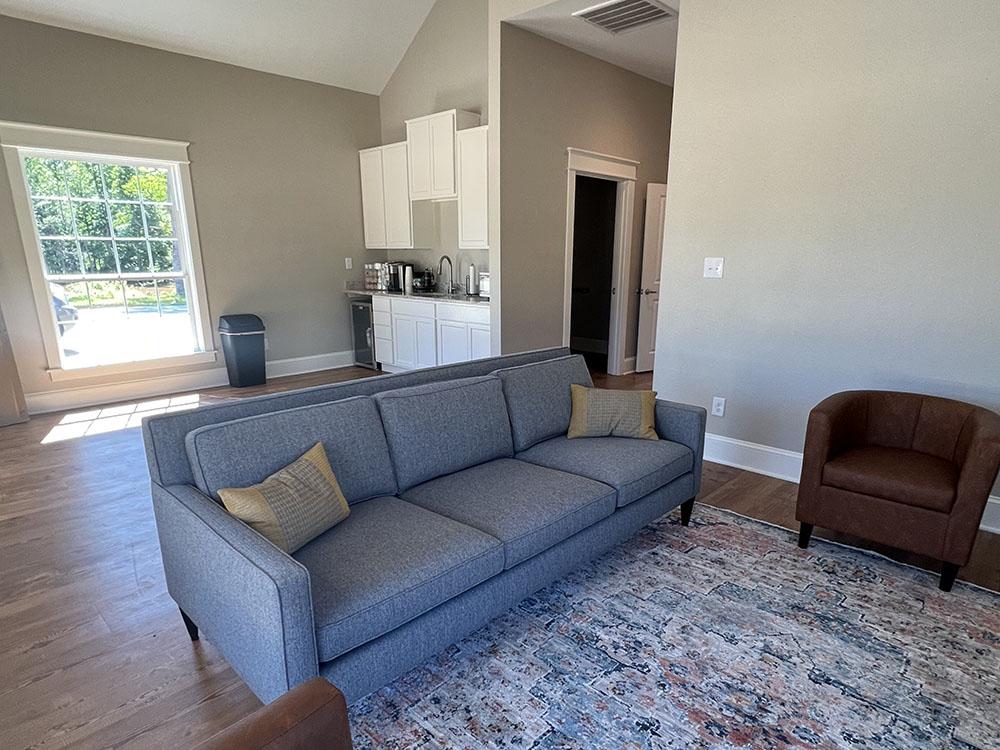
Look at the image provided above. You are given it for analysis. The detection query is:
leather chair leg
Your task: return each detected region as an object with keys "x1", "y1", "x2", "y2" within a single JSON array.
[
  {"x1": 798, "y1": 522, "x2": 814, "y2": 549},
  {"x1": 939, "y1": 563, "x2": 960, "y2": 592}
]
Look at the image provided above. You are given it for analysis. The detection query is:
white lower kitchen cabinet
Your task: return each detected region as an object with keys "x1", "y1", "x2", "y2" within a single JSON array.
[
  {"x1": 390, "y1": 298, "x2": 437, "y2": 370},
  {"x1": 435, "y1": 301, "x2": 491, "y2": 365},
  {"x1": 392, "y1": 315, "x2": 437, "y2": 370},
  {"x1": 437, "y1": 319, "x2": 471, "y2": 365},
  {"x1": 469, "y1": 323, "x2": 491, "y2": 360},
  {"x1": 373, "y1": 295, "x2": 394, "y2": 366},
  {"x1": 376, "y1": 296, "x2": 491, "y2": 372}
]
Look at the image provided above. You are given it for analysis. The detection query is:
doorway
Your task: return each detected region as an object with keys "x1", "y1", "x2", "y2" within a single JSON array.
[
  {"x1": 569, "y1": 175, "x2": 617, "y2": 372},
  {"x1": 562, "y1": 148, "x2": 637, "y2": 376}
]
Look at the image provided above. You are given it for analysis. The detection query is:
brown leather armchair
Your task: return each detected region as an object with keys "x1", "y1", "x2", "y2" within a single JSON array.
[
  {"x1": 194, "y1": 678, "x2": 352, "y2": 750},
  {"x1": 796, "y1": 390, "x2": 1000, "y2": 591}
]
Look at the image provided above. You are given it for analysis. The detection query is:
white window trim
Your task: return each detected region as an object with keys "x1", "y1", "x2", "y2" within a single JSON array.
[{"x1": 0, "y1": 121, "x2": 216, "y2": 381}]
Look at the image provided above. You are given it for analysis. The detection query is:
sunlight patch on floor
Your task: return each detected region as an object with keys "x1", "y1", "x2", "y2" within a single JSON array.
[{"x1": 41, "y1": 394, "x2": 200, "y2": 444}]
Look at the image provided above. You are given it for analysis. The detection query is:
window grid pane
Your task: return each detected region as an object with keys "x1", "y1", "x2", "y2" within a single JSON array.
[
  {"x1": 22, "y1": 153, "x2": 200, "y2": 369},
  {"x1": 25, "y1": 155, "x2": 186, "y2": 282}
]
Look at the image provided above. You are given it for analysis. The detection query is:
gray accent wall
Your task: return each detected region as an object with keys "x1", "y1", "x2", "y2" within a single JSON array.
[
  {"x1": 653, "y1": 1, "x2": 1000, "y2": 493},
  {"x1": 0, "y1": 15, "x2": 382, "y2": 396},
  {"x1": 379, "y1": 0, "x2": 488, "y2": 145},
  {"x1": 498, "y1": 24, "x2": 673, "y2": 357}
]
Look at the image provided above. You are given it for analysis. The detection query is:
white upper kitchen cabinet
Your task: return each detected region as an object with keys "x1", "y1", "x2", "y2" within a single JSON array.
[
  {"x1": 360, "y1": 143, "x2": 431, "y2": 249},
  {"x1": 456, "y1": 125, "x2": 489, "y2": 249},
  {"x1": 406, "y1": 110, "x2": 480, "y2": 201},
  {"x1": 359, "y1": 147, "x2": 387, "y2": 248},
  {"x1": 380, "y1": 142, "x2": 413, "y2": 248}
]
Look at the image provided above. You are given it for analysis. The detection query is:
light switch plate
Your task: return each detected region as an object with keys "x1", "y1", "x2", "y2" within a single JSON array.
[
  {"x1": 345, "y1": 257, "x2": 353, "y2": 270},
  {"x1": 704, "y1": 257, "x2": 724, "y2": 278}
]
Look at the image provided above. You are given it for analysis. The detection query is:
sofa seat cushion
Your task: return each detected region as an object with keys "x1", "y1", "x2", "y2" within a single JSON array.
[
  {"x1": 294, "y1": 496, "x2": 503, "y2": 662},
  {"x1": 401, "y1": 458, "x2": 616, "y2": 569},
  {"x1": 516, "y1": 436, "x2": 694, "y2": 508},
  {"x1": 822, "y1": 446, "x2": 957, "y2": 512}
]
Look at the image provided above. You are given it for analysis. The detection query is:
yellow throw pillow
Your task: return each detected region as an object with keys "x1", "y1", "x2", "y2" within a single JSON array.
[
  {"x1": 567, "y1": 384, "x2": 658, "y2": 441},
  {"x1": 218, "y1": 442, "x2": 350, "y2": 553}
]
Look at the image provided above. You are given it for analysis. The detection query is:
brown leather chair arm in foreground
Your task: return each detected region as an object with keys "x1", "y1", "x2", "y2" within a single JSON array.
[
  {"x1": 796, "y1": 390, "x2": 1000, "y2": 591},
  {"x1": 194, "y1": 678, "x2": 352, "y2": 750}
]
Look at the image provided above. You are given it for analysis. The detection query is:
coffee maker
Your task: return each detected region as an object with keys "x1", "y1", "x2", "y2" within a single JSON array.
[{"x1": 385, "y1": 262, "x2": 413, "y2": 293}]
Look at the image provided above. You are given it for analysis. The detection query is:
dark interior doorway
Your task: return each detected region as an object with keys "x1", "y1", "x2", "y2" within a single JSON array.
[{"x1": 570, "y1": 174, "x2": 617, "y2": 373}]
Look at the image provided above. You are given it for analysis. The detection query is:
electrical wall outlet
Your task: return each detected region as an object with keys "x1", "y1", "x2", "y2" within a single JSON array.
[
  {"x1": 703, "y1": 257, "x2": 724, "y2": 278},
  {"x1": 264, "y1": 336, "x2": 270, "y2": 352},
  {"x1": 711, "y1": 396, "x2": 726, "y2": 417},
  {"x1": 345, "y1": 257, "x2": 353, "y2": 270}
]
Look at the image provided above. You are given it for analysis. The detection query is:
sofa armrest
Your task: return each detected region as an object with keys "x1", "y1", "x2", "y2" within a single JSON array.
[
  {"x1": 194, "y1": 678, "x2": 352, "y2": 750},
  {"x1": 945, "y1": 410, "x2": 1000, "y2": 564},
  {"x1": 151, "y1": 483, "x2": 319, "y2": 702},
  {"x1": 655, "y1": 399, "x2": 707, "y2": 496}
]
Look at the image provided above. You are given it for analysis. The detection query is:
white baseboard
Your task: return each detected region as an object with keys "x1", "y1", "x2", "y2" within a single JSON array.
[
  {"x1": 704, "y1": 432, "x2": 1000, "y2": 534},
  {"x1": 623, "y1": 356, "x2": 636, "y2": 374},
  {"x1": 981, "y1": 499, "x2": 1000, "y2": 535},
  {"x1": 24, "y1": 350, "x2": 354, "y2": 414},
  {"x1": 264, "y1": 350, "x2": 354, "y2": 378}
]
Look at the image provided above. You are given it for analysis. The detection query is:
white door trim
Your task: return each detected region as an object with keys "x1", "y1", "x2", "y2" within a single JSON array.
[
  {"x1": 636, "y1": 183, "x2": 667, "y2": 373},
  {"x1": 562, "y1": 148, "x2": 637, "y2": 376}
]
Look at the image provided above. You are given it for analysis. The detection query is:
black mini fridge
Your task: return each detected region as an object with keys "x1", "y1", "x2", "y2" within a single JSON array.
[{"x1": 350, "y1": 296, "x2": 377, "y2": 370}]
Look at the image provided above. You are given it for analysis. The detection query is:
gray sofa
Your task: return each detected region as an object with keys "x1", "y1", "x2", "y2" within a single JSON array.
[{"x1": 143, "y1": 348, "x2": 707, "y2": 704}]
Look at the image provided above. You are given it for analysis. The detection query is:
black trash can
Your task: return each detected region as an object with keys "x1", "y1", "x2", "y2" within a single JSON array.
[{"x1": 218, "y1": 314, "x2": 266, "y2": 387}]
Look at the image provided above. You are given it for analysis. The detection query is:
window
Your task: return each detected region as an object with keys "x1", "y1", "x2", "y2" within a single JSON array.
[{"x1": 1, "y1": 122, "x2": 214, "y2": 378}]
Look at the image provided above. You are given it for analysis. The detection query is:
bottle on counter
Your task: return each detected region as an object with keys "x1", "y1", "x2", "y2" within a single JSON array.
[{"x1": 466, "y1": 263, "x2": 479, "y2": 296}]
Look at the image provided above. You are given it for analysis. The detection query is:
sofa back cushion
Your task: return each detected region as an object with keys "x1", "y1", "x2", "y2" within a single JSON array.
[
  {"x1": 374, "y1": 376, "x2": 513, "y2": 492},
  {"x1": 186, "y1": 396, "x2": 396, "y2": 503},
  {"x1": 144, "y1": 347, "x2": 571, "y2": 488},
  {"x1": 493, "y1": 354, "x2": 593, "y2": 452}
]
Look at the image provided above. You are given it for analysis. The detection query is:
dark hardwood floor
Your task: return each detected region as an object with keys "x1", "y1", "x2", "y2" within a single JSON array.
[{"x1": 0, "y1": 365, "x2": 996, "y2": 749}]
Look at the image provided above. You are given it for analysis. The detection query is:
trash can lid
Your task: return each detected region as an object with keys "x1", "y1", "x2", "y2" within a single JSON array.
[{"x1": 218, "y1": 314, "x2": 264, "y2": 333}]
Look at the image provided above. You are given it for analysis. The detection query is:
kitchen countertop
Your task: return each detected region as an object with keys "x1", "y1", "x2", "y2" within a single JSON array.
[{"x1": 345, "y1": 289, "x2": 491, "y2": 307}]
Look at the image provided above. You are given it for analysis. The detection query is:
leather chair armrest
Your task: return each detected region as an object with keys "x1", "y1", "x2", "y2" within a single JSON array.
[
  {"x1": 194, "y1": 678, "x2": 352, "y2": 750},
  {"x1": 797, "y1": 392, "x2": 868, "y2": 520},
  {"x1": 944, "y1": 409, "x2": 1000, "y2": 564},
  {"x1": 800, "y1": 393, "x2": 867, "y2": 480}
]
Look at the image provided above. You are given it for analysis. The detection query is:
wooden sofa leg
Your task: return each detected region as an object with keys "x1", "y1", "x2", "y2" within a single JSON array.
[
  {"x1": 680, "y1": 498, "x2": 695, "y2": 526},
  {"x1": 180, "y1": 608, "x2": 199, "y2": 641},
  {"x1": 798, "y1": 522, "x2": 814, "y2": 549},
  {"x1": 939, "y1": 563, "x2": 960, "y2": 592}
]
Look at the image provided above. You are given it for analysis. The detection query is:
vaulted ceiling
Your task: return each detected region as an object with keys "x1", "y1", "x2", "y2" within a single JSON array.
[
  {"x1": 0, "y1": 0, "x2": 437, "y2": 94},
  {"x1": 508, "y1": 0, "x2": 679, "y2": 85}
]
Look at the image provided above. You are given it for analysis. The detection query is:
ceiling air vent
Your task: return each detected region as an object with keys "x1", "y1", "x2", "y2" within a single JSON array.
[{"x1": 573, "y1": 0, "x2": 675, "y2": 34}]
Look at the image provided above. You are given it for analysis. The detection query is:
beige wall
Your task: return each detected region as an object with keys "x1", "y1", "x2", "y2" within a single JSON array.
[
  {"x1": 499, "y1": 24, "x2": 672, "y2": 356},
  {"x1": 379, "y1": 0, "x2": 488, "y2": 144},
  {"x1": 654, "y1": 1, "x2": 1000, "y2": 479},
  {"x1": 0, "y1": 16, "x2": 381, "y2": 397}
]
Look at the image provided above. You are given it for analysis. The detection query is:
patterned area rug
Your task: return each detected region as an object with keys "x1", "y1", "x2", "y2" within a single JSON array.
[{"x1": 349, "y1": 506, "x2": 1000, "y2": 749}]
